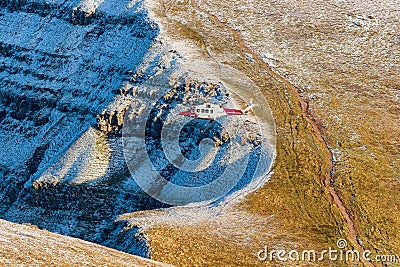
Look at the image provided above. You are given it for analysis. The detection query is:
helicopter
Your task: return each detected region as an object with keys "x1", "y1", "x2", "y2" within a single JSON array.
[{"x1": 179, "y1": 102, "x2": 254, "y2": 121}]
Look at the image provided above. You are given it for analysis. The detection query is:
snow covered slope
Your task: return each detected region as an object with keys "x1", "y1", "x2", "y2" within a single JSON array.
[{"x1": 0, "y1": 0, "x2": 165, "y2": 255}]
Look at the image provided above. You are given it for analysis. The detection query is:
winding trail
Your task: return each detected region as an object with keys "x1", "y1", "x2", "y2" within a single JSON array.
[{"x1": 189, "y1": 0, "x2": 372, "y2": 265}]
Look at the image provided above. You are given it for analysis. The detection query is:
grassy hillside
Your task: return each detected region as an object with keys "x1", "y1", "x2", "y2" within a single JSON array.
[{"x1": 0, "y1": 219, "x2": 168, "y2": 267}]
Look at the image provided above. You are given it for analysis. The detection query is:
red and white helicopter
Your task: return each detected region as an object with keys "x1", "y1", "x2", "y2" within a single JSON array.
[{"x1": 179, "y1": 102, "x2": 254, "y2": 121}]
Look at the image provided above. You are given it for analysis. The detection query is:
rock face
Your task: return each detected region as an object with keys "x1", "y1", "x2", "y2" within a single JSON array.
[{"x1": 0, "y1": 0, "x2": 164, "y2": 256}]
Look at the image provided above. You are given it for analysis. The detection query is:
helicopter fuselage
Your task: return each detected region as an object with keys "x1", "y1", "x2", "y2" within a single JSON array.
[{"x1": 179, "y1": 103, "x2": 248, "y2": 121}]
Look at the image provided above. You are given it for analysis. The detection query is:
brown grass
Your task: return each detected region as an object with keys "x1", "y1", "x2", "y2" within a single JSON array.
[
  {"x1": 0, "y1": 219, "x2": 168, "y2": 266},
  {"x1": 138, "y1": 0, "x2": 374, "y2": 266}
]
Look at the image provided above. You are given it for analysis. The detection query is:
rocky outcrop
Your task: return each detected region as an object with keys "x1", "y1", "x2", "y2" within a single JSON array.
[{"x1": 96, "y1": 108, "x2": 127, "y2": 134}]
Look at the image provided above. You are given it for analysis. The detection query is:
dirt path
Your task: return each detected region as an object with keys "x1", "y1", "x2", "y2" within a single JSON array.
[{"x1": 189, "y1": 0, "x2": 372, "y2": 265}]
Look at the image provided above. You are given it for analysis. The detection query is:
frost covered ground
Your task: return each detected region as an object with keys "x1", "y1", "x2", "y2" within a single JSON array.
[{"x1": 198, "y1": 0, "x2": 400, "y2": 258}]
